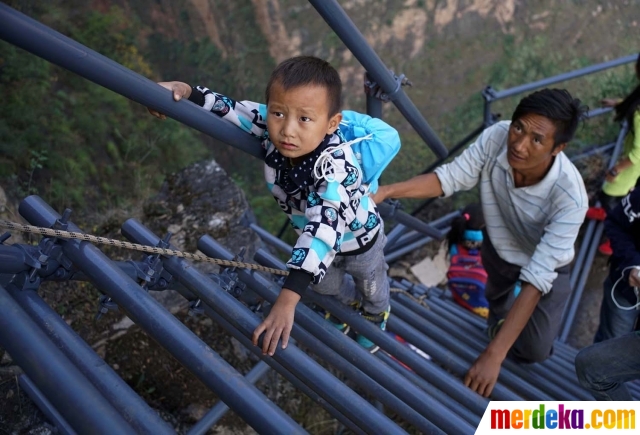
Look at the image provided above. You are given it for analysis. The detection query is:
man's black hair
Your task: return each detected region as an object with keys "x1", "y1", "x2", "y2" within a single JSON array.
[
  {"x1": 511, "y1": 88, "x2": 588, "y2": 148},
  {"x1": 266, "y1": 56, "x2": 342, "y2": 117},
  {"x1": 614, "y1": 52, "x2": 640, "y2": 132}
]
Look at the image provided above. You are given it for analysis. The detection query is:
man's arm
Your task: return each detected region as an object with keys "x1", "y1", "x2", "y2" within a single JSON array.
[
  {"x1": 372, "y1": 123, "x2": 499, "y2": 203},
  {"x1": 373, "y1": 173, "x2": 443, "y2": 203},
  {"x1": 465, "y1": 283, "x2": 540, "y2": 397}
]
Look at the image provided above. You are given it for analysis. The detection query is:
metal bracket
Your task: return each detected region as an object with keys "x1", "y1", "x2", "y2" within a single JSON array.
[
  {"x1": 189, "y1": 247, "x2": 248, "y2": 315},
  {"x1": 481, "y1": 85, "x2": 498, "y2": 103},
  {"x1": 364, "y1": 71, "x2": 412, "y2": 102},
  {"x1": 0, "y1": 232, "x2": 11, "y2": 244},
  {"x1": 188, "y1": 299, "x2": 204, "y2": 317},
  {"x1": 95, "y1": 294, "x2": 119, "y2": 320}
]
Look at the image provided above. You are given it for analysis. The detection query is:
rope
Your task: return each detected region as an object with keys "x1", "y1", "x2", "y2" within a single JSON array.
[
  {"x1": 0, "y1": 219, "x2": 289, "y2": 276},
  {"x1": 390, "y1": 287, "x2": 429, "y2": 308}
]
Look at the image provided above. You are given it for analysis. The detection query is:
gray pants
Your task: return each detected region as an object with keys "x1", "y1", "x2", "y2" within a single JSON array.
[
  {"x1": 482, "y1": 235, "x2": 571, "y2": 363},
  {"x1": 313, "y1": 224, "x2": 390, "y2": 314}
]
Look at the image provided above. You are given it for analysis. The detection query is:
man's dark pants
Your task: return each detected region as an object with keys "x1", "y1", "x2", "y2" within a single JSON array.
[{"x1": 481, "y1": 235, "x2": 571, "y2": 363}]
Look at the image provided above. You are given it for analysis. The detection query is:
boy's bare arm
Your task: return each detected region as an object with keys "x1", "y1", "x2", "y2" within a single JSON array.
[
  {"x1": 148, "y1": 81, "x2": 193, "y2": 119},
  {"x1": 252, "y1": 288, "x2": 301, "y2": 356},
  {"x1": 372, "y1": 173, "x2": 444, "y2": 204}
]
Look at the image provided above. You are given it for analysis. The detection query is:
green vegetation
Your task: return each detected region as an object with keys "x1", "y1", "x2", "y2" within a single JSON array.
[
  {"x1": 0, "y1": 0, "x2": 273, "y2": 220},
  {"x1": 0, "y1": 1, "x2": 637, "y2": 235}
]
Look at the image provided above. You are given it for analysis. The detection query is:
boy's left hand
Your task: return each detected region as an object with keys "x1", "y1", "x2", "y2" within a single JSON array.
[{"x1": 252, "y1": 289, "x2": 301, "y2": 356}]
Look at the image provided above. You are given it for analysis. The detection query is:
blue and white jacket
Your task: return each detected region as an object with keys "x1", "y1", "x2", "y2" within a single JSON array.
[{"x1": 188, "y1": 86, "x2": 382, "y2": 294}]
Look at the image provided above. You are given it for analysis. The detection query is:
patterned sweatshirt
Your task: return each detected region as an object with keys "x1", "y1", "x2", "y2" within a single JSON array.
[{"x1": 188, "y1": 86, "x2": 382, "y2": 294}]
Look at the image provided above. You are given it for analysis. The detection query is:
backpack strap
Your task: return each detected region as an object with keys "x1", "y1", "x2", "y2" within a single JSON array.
[{"x1": 313, "y1": 135, "x2": 373, "y2": 183}]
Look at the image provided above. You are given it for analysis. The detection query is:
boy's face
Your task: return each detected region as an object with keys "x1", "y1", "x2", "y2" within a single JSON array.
[{"x1": 267, "y1": 81, "x2": 342, "y2": 161}]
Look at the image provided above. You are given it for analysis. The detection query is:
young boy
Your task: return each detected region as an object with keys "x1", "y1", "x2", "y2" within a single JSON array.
[{"x1": 150, "y1": 56, "x2": 391, "y2": 355}]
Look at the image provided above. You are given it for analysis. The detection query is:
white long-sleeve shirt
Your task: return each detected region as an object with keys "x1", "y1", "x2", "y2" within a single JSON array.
[{"x1": 434, "y1": 121, "x2": 588, "y2": 294}]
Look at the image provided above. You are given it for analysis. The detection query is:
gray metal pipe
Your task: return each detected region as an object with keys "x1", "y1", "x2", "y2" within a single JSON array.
[
  {"x1": 560, "y1": 222, "x2": 605, "y2": 342},
  {"x1": 377, "y1": 202, "x2": 445, "y2": 239},
  {"x1": 251, "y1": 248, "x2": 490, "y2": 415},
  {"x1": 199, "y1": 304, "x2": 367, "y2": 435},
  {"x1": 0, "y1": 243, "x2": 34, "y2": 274},
  {"x1": 488, "y1": 53, "x2": 638, "y2": 101},
  {"x1": 187, "y1": 362, "x2": 271, "y2": 435},
  {"x1": 387, "y1": 210, "x2": 460, "y2": 250},
  {"x1": 569, "y1": 143, "x2": 615, "y2": 164},
  {"x1": 386, "y1": 313, "x2": 529, "y2": 401},
  {"x1": 249, "y1": 223, "x2": 292, "y2": 254},
  {"x1": 0, "y1": 3, "x2": 263, "y2": 159},
  {"x1": 120, "y1": 219, "x2": 405, "y2": 435},
  {"x1": 375, "y1": 352, "x2": 482, "y2": 428},
  {"x1": 384, "y1": 226, "x2": 451, "y2": 263},
  {"x1": 18, "y1": 196, "x2": 303, "y2": 435},
  {"x1": 383, "y1": 224, "x2": 407, "y2": 253},
  {"x1": 0, "y1": 284, "x2": 136, "y2": 434},
  {"x1": 585, "y1": 107, "x2": 614, "y2": 119},
  {"x1": 390, "y1": 297, "x2": 590, "y2": 400},
  {"x1": 7, "y1": 286, "x2": 175, "y2": 434},
  {"x1": 392, "y1": 285, "x2": 591, "y2": 401},
  {"x1": 202, "y1": 239, "x2": 478, "y2": 434},
  {"x1": 392, "y1": 292, "x2": 585, "y2": 395},
  {"x1": 281, "y1": 315, "x2": 443, "y2": 434},
  {"x1": 393, "y1": 292, "x2": 488, "y2": 344},
  {"x1": 366, "y1": 92, "x2": 383, "y2": 120},
  {"x1": 18, "y1": 375, "x2": 77, "y2": 435},
  {"x1": 307, "y1": 0, "x2": 448, "y2": 158}
]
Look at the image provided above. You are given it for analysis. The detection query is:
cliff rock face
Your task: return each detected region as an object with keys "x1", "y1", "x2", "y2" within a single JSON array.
[{"x1": 142, "y1": 159, "x2": 261, "y2": 263}]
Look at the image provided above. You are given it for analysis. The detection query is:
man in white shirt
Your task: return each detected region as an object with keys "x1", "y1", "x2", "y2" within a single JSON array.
[{"x1": 373, "y1": 89, "x2": 588, "y2": 397}]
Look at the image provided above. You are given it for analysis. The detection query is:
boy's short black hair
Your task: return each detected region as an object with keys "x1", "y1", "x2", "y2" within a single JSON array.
[
  {"x1": 266, "y1": 56, "x2": 342, "y2": 117},
  {"x1": 511, "y1": 88, "x2": 588, "y2": 148}
]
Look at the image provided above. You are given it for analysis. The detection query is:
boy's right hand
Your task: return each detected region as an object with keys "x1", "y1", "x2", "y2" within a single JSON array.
[
  {"x1": 147, "y1": 81, "x2": 193, "y2": 119},
  {"x1": 252, "y1": 288, "x2": 300, "y2": 356}
]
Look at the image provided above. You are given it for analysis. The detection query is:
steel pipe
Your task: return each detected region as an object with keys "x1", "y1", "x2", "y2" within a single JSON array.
[
  {"x1": 307, "y1": 0, "x2": 448, "y2": 158},
  {"x1": 18, "y1": 196, "x2": 302, "y2": 435},
  {"x1": 7, "y1": 286, "x2": 174, "y2": 434},
  {"x1": 0, "y1": 3, "x2": 263, "y2": 159},
  {"x1": 120, "y1": 219, "x2": 404, "y2": 435},
  {"x1": 201, "y1": 238, "x2": 477, "y2": 434},
  {"x1": 0, "y1": 284, "x2": 136, "y2": 434}
]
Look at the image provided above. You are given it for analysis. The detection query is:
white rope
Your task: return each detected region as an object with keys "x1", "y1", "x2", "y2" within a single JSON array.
[
  {"x1": 611, "y1": 265, "x2": 640, "y2": 310},
  {"x1": 0, "y1": 219, "x2": 289, "y2": 276}
]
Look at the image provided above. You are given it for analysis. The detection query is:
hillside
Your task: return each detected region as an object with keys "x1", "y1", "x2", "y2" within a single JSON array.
[{"x1": 1, "y1": 0, "x2": 638, "y2": 228}]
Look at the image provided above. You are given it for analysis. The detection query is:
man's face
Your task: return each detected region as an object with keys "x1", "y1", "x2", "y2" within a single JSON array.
[
  {"x1": 507, "y1": 113, "x2": 566, "y2": 176},
  {"x1": 266, "y1": 81, "x2": 342, "y2": 161}
]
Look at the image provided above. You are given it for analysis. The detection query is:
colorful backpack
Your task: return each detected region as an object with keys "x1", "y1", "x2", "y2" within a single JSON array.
[
  {"x1": 334, "y1": 110, "x2": 401, "y2": 193},
  {"x1": 446, "y1": 244, "x2": 489, "y2": 318}
]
